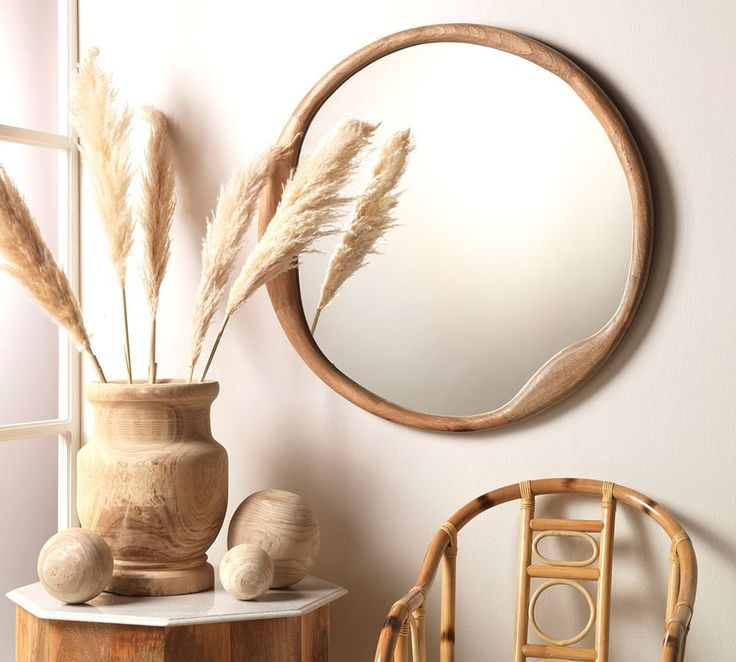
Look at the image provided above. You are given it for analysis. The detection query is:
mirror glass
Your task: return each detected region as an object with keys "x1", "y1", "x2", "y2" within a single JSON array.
[{"x1": 298, "y1": 43, "x2": 632, "y2": 417}]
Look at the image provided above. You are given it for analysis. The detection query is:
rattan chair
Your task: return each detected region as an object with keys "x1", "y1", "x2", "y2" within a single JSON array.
[{"x1": 374, "y1": 478, "x2": 696, "y2": 662}]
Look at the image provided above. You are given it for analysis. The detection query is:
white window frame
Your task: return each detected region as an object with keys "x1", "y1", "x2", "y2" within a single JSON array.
[{"x1": 0, "y1": 0, "x2": 80, "y2": 530}]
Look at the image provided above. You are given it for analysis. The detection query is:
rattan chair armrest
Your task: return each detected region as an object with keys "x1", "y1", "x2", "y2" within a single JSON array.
[
  {"x1": 660, "y1": 602, "x2": 693, "y2": 662},
  {"x1": 374, "y1": 586, "x2": 428, "y2": 661}
]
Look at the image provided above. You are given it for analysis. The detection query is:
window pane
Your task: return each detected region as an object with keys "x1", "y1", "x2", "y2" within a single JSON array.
[
  {"x1": 0, "y1": 141, "x2": 62, "y2": 424},
  {"x1": 0, "y1": 0, "x2": 60, "y2": 132},
  {"x1": 0, "y1": 436, "x2": 57, "y2": 661}
]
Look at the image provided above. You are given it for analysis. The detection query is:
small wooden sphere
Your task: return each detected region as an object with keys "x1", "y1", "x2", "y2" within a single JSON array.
[
  {"x1": 37, "y1": 529, "x2": 113, "y2": 604},
  {"x1": 228, "y1": 489, "x2": 320, "y2": 588},
  {"x1": 219, "y1": 544, "x2": 274, "y2": 600}
]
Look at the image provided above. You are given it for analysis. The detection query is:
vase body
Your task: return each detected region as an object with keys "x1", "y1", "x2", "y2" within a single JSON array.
[{"x1": 78, "y1": 380, "x2": 228, "y2": 596}]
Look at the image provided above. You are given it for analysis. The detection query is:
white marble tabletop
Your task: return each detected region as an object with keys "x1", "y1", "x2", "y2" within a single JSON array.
[{"x1": 6, "y1": 575, "x2": 347, "y2": 627}]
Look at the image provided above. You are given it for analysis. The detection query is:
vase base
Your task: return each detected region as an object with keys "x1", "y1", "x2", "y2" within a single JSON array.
[{"x1": 106, "y1": 561, "x2": 214, "y2": 597}]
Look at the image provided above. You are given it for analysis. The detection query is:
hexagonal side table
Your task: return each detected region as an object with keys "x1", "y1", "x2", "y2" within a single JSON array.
[{"x1": 7, "y1": 575, "x2": 347, "y2": 662}]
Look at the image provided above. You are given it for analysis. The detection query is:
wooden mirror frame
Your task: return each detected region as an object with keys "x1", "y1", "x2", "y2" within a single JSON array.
[{"x1": 259, "y1": 23, "x2": 653, "y2": 432}]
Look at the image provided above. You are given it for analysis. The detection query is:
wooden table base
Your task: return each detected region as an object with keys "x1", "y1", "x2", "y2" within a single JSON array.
[{"x1": 16, "y1": 605, "x2": 330, "y2": 662}]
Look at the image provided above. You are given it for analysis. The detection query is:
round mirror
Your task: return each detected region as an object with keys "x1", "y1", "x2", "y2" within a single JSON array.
[{"x1": 260, "y1": 24, "x2": 652, "y2": 432}]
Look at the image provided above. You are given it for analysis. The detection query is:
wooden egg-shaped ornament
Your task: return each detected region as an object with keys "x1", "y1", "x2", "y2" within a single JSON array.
[
  {"x1": 219, "y1": 544, "x2": 274, "y2": 600},
  {"x1": 227, "y1": 489, "x2": 320, "y2": 588},
  {"x1": 37, "y1": 529, "x2": 113, "y2": 604}
]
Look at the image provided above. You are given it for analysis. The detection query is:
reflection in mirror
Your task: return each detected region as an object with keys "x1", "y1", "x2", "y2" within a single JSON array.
[{"x1": 298, "y1": 43, "x2": 632, "y2": 417}]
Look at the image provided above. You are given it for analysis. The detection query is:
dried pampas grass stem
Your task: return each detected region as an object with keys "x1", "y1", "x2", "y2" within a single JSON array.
[
  {"x1": 311, "y1": 129, "x2": 413, "y2": 333},
  {"x1": 0, "y1": 168, "x2": 106, "y2": 382},
  {"x1": 72, "y1": 47, "x2": 134, "y2": 382},
  {"x1": 187, "y1": 145, "x2": 290, "y2": 381},
  {"x1": 140, "y1": 107, "x2": 176, "y2": 383},
  {"x1": 199, "y1": 118, "x2": 377, "y2": 380}
]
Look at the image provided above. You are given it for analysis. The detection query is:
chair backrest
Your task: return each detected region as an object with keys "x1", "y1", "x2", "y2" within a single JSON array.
[{"x1": 374, "y1": 478, "x2": 697, "y2": 662}]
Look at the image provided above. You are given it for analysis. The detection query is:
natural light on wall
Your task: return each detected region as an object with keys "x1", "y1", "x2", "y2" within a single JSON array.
[{"x1": 0, "y1": 1, "x2": 79, "y2": 658}]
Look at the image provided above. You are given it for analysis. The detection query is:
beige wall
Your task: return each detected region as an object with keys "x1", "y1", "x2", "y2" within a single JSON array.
[{"x1": 79, "y1": 1, "x2": 735, "y2": 659}]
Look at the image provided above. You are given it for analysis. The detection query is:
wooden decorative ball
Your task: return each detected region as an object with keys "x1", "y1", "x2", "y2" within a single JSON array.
[
  {"x1": 219, "y1": 544, "x2": 274, "y2": 600},
  {"x1": 37, "y1": 528, "x2": 113, "y2": 604},
  {"x1": 227, "y1": 489, "x2": 320, "y2": 588}
]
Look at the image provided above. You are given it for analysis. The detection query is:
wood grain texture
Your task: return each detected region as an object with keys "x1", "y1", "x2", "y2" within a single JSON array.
[
  {"x1": 219, "y1": 544, "x2": 274, "y2": 600},
  {"x1": 228, "y1": 489, "x2": 320, "y2": 588},
  {"x1": 16, "y1": 606, "x2": 46, "y2": 662},
  {"x1": 373, "y1": 478, "x2": 697, "y2": 662},
  {"x1": 300, "y1": 606, "x2": 330, "y2": 662},
  {"x1": 77, "y1": 380, "x2": 228, "y2": 596},
  {"x1": 165, "y1": 622, "x2": 230, "y2": 662},
  {"x1": 258, "y1": 23, "x2": 654, "y2": 432},
  {"x1": 230, "y1": 615, "x2": 300, "y2": 661},
  {"x1": 37, "y1": 529, "x2": 113, "y2": 604},
  {"x1": 15, "y1": 605, "x2": 331, "y2": 662}
]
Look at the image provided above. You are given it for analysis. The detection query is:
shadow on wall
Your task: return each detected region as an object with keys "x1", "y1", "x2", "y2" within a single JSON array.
[
  {"x1": 165, "y1": 79, "x2": 233, "y2": 255},
  {"x1": 252, "y1": 414, "x2": 408, "y2": 659}
]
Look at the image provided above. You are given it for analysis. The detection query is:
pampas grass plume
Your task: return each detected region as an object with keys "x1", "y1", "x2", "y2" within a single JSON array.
[
  {"x1": 198, "y1": 118, "x2": 377, "y2": 380},
  {"x1": 311, "y1": 129, "x2": 413, "y2": 333},
  {"x1": 0, "y1": 167, "x2": 106, "y2": 382},
  {"x1": 72, "y1": 48, "x2": 134, "y2": 285},
  {"x1": 140, "y1": 106, "x2": 176, "y2": 382},
  {"x1": 71, "y1": 47, "x2": 135, "y2": 382},
  {"x1": 187, "y1": 146, "x2": 289, "y2": 380}
]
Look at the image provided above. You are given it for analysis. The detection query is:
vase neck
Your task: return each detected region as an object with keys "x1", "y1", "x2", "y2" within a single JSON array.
[{"x1": 89, "y1": 400, "x2": 214, "y2": 445}]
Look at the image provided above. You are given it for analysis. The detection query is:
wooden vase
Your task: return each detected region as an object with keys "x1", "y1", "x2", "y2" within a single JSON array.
[{"x1": 77, "y1": 380, "x2": 228, "y2": 597}]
